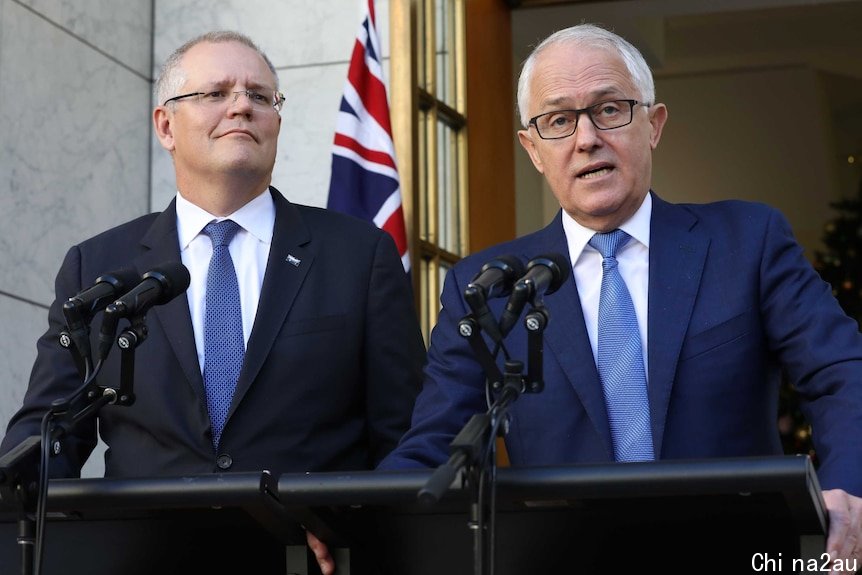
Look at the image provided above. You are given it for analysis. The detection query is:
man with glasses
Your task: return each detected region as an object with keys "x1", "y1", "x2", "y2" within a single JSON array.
[
  {"x1": 1, "y1": 29, "x2": 423, "y2": 500},
  {"x1": 377, "y1": 23, "x2": 862, "y2": 573}
]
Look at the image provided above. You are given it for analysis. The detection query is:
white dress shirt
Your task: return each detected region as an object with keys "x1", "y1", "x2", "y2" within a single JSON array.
[
  {"x1": 175, "y1": 191, "x2": 274, "y2": 373},
  {"x1": 562, "y1": 193, "x2": 651, "y2": 378}
]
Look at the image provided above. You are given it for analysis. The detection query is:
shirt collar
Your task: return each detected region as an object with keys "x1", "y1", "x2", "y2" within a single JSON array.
[
  {"x1": 562, "y1": 191, "x2": 652, "y2": 263},
  {"x1": 175, "y1": 189, "x2": 275, "y2": 250}
]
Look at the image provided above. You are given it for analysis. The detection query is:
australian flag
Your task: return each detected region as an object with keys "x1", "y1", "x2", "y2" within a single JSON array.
[{"x1": 327, "y1": 0, "x2": 409, "y2": 272}]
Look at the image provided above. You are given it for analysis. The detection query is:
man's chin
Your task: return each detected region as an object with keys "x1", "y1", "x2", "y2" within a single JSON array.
[
  {"x1": 217, "y1": 155, "x2": 275, "y2": 175},
  {"x1": 564, "y1": 194, "x2": 640, "y2": 230}
]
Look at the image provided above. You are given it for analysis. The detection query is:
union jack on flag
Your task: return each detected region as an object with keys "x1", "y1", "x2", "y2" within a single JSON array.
[{"x1": 327, "y1": 0, "x2": 409, "y2": 272}]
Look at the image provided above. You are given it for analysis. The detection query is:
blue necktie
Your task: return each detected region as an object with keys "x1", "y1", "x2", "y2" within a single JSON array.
[
  {"x1": 589, "y1": 230, "x2": 654, "y2": 462},
  {"x1": 203, "y1": 220, "x2": 244, "y2": 449}
]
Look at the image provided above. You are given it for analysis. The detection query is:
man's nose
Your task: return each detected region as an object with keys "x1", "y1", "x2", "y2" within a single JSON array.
[
  {"x1": 574, "y1": 113, "x2": 602, "y2": 151},
  {"x1": 228, "y1": 90, "x2": 254, "y2": 114}
]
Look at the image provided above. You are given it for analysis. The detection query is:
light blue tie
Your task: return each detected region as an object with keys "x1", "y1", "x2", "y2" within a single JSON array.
[
  {"x1": 203, "y1": 220, "x2": 244, "y2": 449},
  {"x1": 589, "y1": 230, "x2": 654, "y2": 462}
]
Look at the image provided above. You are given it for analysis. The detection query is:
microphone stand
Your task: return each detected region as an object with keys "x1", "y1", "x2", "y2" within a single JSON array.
[
  {"x1": 0, "y1": 388, "x2": 118, "y2": 575},
  {"x1": 0, "y1": 314, "x2": 145, "y2": 575},
  {"x1": 418, "y1": 304, "x2": 548, "y2": 575}
]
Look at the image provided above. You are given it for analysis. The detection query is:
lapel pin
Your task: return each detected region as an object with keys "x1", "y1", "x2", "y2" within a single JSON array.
[{"x1": 286, "y1": 254, "x2": 302, "y2": 267}]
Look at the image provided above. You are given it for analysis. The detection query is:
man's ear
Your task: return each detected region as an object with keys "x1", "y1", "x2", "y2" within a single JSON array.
[
  {"x1": 153, "y1": 106, "x2": 176, "y2": 152},
  {"x1": 517, "y1": 129, "x2": 545, "y2": 174},
  {"x1": 648, "y1": 103, "x2": 668, "y2": 150}
]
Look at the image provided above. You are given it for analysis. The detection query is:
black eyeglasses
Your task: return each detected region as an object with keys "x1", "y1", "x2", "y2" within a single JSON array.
[
  {"x1": 528, "y1": 99, "x2": 646, "y2": 140},
  {"x1": 163, "y1": 89, "x2": 285, "y2": 113}
]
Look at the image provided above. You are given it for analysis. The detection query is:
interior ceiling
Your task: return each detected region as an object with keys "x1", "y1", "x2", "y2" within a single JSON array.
[{"x1": 511, "y1": 0, "x2": 862, "y2": 81}]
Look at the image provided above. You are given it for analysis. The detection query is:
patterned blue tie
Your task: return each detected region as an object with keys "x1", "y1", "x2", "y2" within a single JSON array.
[
  {"x1": 203, "y1": 220, "x2": 244, "y2": 449},
  {"x1": 589, "y1": 230, "x2": 654, "y2": 462}
]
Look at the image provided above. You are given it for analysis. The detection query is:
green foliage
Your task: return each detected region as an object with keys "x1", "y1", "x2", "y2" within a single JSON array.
[{"x1": 813, "y1": 190, "x2": 862, "y2": 328}]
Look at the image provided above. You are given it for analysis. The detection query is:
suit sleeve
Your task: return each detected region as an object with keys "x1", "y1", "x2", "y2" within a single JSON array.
[
  {"x1": 378, "y1": 263, "x2": 489, "y2": 469},
  {"x1": 0, "y1": 246, "x2": 98, "y2": 478},
  {"x1": 759, "y1": 207, "x2": 862, "y2": 495},
  {"x1": 363, "y1": 232, "x2": 426, "y2": 466}
]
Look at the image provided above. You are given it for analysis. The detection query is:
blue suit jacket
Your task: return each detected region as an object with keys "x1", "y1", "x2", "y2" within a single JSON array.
[
  {"x1": 1, "y1": 187, "x2": 425, "y2": 477},
  {"x1": 382, "y1": 193, "x2": 862, "y2": 495}
]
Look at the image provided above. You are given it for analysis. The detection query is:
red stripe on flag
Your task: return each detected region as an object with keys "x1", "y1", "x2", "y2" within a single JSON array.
[
  {"x1": 381, "y1": 206, "x2": 408, "y2": 255},
  {"x1": 347, "y1": 40, "x2": 393, "y2": 135},
  {"x1": 334, "y1": 133, "x2": 397, "y2": 169}
]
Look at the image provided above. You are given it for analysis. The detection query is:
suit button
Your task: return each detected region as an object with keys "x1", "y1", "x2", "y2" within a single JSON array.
[{"x1": 216, "y1": 454, "x2": 233, "y2": 470}]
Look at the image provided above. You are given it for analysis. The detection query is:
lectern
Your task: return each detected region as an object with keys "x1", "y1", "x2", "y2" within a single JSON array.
[
  {"x1": 279, "y1": 455, "x2": 827, "y2": 574},
  {"x1": 0, "y1": 471, "x2": 304, "y2": 575},
  {"x1": 0, "y1": 456, "x2": 827, "y2": 575}
]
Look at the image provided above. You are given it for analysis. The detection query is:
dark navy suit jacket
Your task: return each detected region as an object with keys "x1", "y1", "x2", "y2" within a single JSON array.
[
  {"x1": 1, "y1": 187, "x2": 425, "y2": 477},
  {"x1": 381, "y1": 193, "x2": 862, "y2": 496}
]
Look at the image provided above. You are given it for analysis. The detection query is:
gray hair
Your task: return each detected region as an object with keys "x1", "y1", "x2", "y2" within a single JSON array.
[
  {"x1": 516, "y1": 23, "x2": 655, "y2": 127},
  {"x1": 154, "y1": 30, "x2": 279, "y2": 106}
]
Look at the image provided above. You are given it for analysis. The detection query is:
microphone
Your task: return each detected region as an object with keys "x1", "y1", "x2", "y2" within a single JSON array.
[
  {"x1": 97, "y1": 262, "x2": 191, "y2": 360},
  {"x1": 463, "y1": 255, "x2": 525, "y2": 342},
  {"x1": 61, "y1": 268, "x2": 142, "y2": 359},
  {"x1": 499, "y1": 253, "x2": 570, "y2": 337}
]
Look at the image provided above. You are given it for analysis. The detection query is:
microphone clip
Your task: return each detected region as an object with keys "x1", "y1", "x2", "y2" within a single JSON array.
[{"x1": 117, "y1": 315, "x2": 149, "y2": 352}]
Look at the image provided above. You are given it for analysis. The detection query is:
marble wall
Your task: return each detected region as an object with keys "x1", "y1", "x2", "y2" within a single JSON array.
[
  {"x1": 0, "y1": 0, "x2": 391, "y2": 477},
  {"x1": 0, "y1": 0, "x2": 154, "y2": 475}
]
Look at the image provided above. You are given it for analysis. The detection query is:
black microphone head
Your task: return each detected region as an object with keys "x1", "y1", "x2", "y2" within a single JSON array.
[
  {"x1": 468, "y1": 255, "x2": 526, "y2": 299},
  {"x1": 142, "y1": 262, "x2": 191, "y2": 305},
  {"x1": 478, "y1": 255, "x2": 525, "y2": 279},
  {"x1": 526, "y1": 253, "x2": 570, "y2": 295},
  {"x1": 64, "y1": 267, "x2": 143, "y2": 324},
  {"x1": 93, "y1": 268, "x2": 142, "y2": 293}
]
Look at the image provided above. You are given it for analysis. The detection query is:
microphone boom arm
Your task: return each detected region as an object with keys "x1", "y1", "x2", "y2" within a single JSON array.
[
  {"x1": 457, "y1": 316, "x2": 504, "y2": 390},
  {"x1": 113, "y1": 315, "x2": 147, "y2": 407},
  {"x1": 525, "y1": 306, "x2": 548, "y2": 394}
]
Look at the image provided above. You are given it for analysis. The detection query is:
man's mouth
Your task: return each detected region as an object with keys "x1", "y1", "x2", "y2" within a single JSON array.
[
  {"x1": 222, "y1": 129, "x2": 256, "y2": 141},
  {"x1": 578, "y1": 166, "x2": 613, "y2": 180}
]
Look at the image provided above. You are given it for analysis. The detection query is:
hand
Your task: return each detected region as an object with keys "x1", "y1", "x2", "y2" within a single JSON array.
[
  {"x1": 823, "y1": 489, "x2": 862, "y2": 574},
  {"x1": 306, "y1": 530, "x2": 335, "y2": 575}
]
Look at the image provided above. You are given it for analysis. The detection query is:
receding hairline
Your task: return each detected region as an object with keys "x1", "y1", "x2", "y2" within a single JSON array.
[
  {"x1": 155, "y1": 31, "x2": 279, "y2": 105},
  {"x1": 516, "y1": 24, "x2": 655, "y2": 127}
]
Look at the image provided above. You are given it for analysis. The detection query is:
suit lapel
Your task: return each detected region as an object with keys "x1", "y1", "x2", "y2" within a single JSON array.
[
  {"x1": 228, "y1": 188, "x2": 313, "y2": 415},
  {"x1": 647, "y1": 193, "x2": 708, "y2": 457},
  {"x1": 529, "y1": 213, "x2": 615, "y2": 458},
  {"x1": 136, "y1": 200, "x2": 204, "y2": 399}
]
